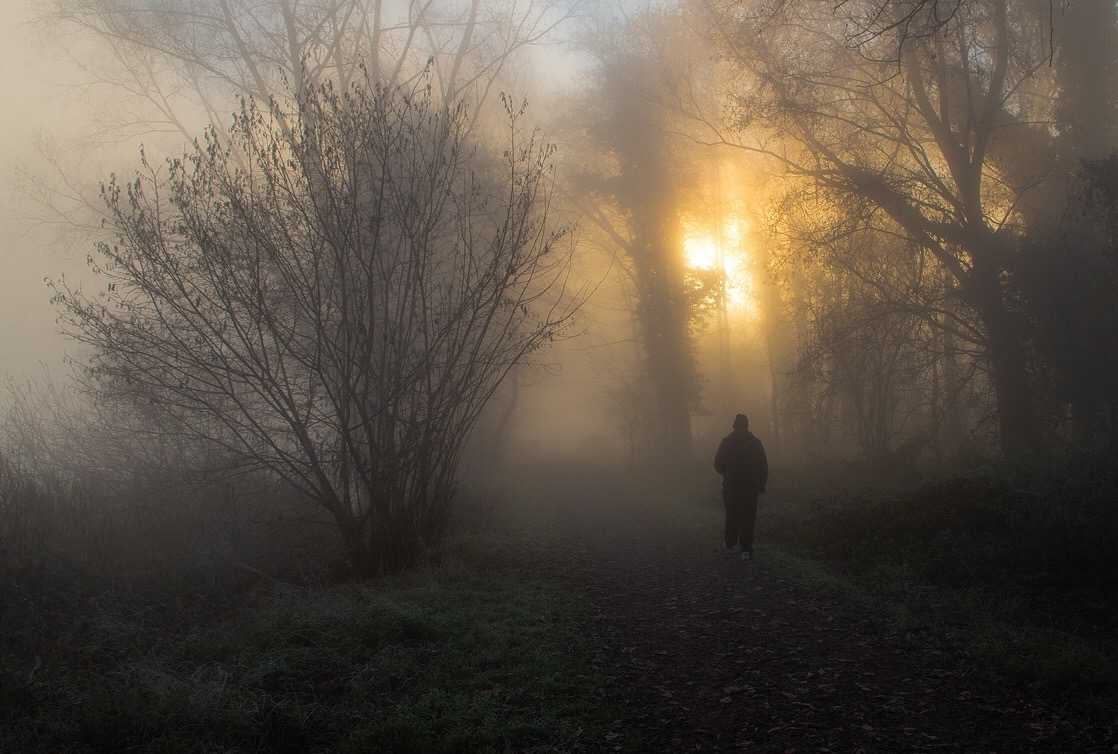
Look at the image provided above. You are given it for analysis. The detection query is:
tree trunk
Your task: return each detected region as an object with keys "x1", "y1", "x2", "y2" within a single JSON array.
[
  {"x1": 335, "y1": 511, "x2": 377, "y2": 578},
  {"x1": 664, "y1": 389, "x2": 694, "y2": 466},
  {"x1": 942, "y1": 328, "x2": 964, "y2": 452},
  {"x1": 652, "y1": 310, "x2": 695, "y2": 468},
  {"x1": 968, "y1": 261, "x2": 1044, "y2": 459},
  {"x1": 635, "y1": 253, "x2": 696, "y2": 470}
]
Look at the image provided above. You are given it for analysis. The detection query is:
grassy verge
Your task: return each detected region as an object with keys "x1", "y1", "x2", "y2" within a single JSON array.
[
  {"x1": 0, "y1": 491, "x2": 614, "y2": 753},
  {"x1": 654, "y1": 466, "x2": 1118, "y2": 721}
]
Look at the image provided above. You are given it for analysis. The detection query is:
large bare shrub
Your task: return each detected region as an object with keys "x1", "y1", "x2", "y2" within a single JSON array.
[{"x1": 52, "y1": 78, "x2": 578, "y2": 576}]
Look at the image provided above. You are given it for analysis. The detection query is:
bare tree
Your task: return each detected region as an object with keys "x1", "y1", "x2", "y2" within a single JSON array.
[
  {"x1": 769, "y1": 180, "x2": 990, "y2": 459},
  {"x1": 702, "y1": 0, "x2": 1060, "y2": 457},
  {"x1": 0, "y1": 376, "x2": 251, "y2": 570},
  {"x1": 18, "y1": 0, "x2": 581, "y2": 249},
  {"x1": 792, "y1": 241, "x2": 966, "y2": 465},
  {"x1": 37, "y1": 0, "x2": 579, "y2": 140},
  {"x1": 51, "y1": 77, "x2": 579, "y2": 576},
  {"x1": 830, "y1": 0, "x2": 969, "y2": 54}
]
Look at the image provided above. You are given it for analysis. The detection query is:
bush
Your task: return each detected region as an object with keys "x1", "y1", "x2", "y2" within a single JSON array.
[{"x1": 766, "y1": 466, "x2": 1118, "y2": 631}]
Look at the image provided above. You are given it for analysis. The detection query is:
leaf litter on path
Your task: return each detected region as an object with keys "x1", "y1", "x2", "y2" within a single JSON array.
[{"x1": 547, "y1": 474, "x2": 1116, "y2": 753}]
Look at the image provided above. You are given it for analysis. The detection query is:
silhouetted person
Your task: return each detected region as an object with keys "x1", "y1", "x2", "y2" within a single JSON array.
[{"x1": 714, "y1": 413, "x2": 768, "y2": 561}]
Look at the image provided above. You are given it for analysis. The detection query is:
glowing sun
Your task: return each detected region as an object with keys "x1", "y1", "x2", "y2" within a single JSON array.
[{"x1": 681, "y1": 220, "x2": 755, "y2": 314}]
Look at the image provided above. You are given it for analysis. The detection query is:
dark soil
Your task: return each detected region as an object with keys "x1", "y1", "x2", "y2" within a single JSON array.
[{"x1": 546, "y1": 471, "x2": 1117, "y2": 754}]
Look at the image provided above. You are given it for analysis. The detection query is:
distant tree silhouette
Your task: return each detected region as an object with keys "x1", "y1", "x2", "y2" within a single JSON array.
[
  {"x1": 709, "y1": 0, "x2": 1063, "y2": 457},
  {"x1": 563, "y1": 13, "x2": 719, "y2": 468}
]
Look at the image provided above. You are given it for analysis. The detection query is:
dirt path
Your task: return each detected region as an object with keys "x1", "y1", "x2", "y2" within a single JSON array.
[{"x1": 543, "y1": 471, "x2": 1115, "y2": 753}]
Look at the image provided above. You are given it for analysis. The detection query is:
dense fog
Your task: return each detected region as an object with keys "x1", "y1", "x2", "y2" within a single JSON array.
[{"x1": 2, "y1": 0, "x2": 1117, "y2": 576}]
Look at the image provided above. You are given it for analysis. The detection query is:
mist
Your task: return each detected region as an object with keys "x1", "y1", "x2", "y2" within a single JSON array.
[
  {"x1": 2, "y1": 0, "x2": 1118, "y2": 750},
  {"x1": 0, "y1": 2, "x2": 74, "y2": 379},
  {"x1": 8, "y1": 0, "x2": 1115, "y2": 475}
]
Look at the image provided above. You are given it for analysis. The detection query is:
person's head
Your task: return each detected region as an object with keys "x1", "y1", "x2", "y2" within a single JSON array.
[{"x1": 733, "y1": 413, "x2": 749, "y2": 431}]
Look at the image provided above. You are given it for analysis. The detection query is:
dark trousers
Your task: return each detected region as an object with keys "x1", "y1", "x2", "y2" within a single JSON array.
[{"x1": 723, "y1": 488, "x2": 759, "y2": 553}]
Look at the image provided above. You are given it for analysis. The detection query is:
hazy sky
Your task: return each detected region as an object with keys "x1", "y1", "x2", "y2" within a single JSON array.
[
  {"x1": 0, "y1": 0, "x2": 82, "y2": 385},
  {"x1": 0, "y1": 0, "x2": 594, "y2": 390}
]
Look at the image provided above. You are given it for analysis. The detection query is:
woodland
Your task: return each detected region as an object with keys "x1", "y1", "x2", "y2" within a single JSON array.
[{"x1": 1, "y1": 0, "x2": 1117, "y2": 750}]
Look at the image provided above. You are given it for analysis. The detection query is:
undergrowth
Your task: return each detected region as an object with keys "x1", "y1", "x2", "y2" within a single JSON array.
[
  {"x1": 663, "y1": 463, "x2": 1118, "y2": 720},
  {"x1": 0, "y1": 491, "x2": 613, "y2": 753}
]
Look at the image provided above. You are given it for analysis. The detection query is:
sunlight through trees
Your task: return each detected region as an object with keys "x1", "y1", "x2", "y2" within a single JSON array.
[{"x1": 4, "y1": 0, "x2": 1118, "y2": 580}]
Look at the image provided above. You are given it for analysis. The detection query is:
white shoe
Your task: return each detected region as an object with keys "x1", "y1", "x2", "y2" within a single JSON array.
[
  {"x1": 725, "y1": 544, "x2": 739, "y2": 554},
  {"x1": 740, "y1": 551, "x2": 752, "y2": 562}
]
